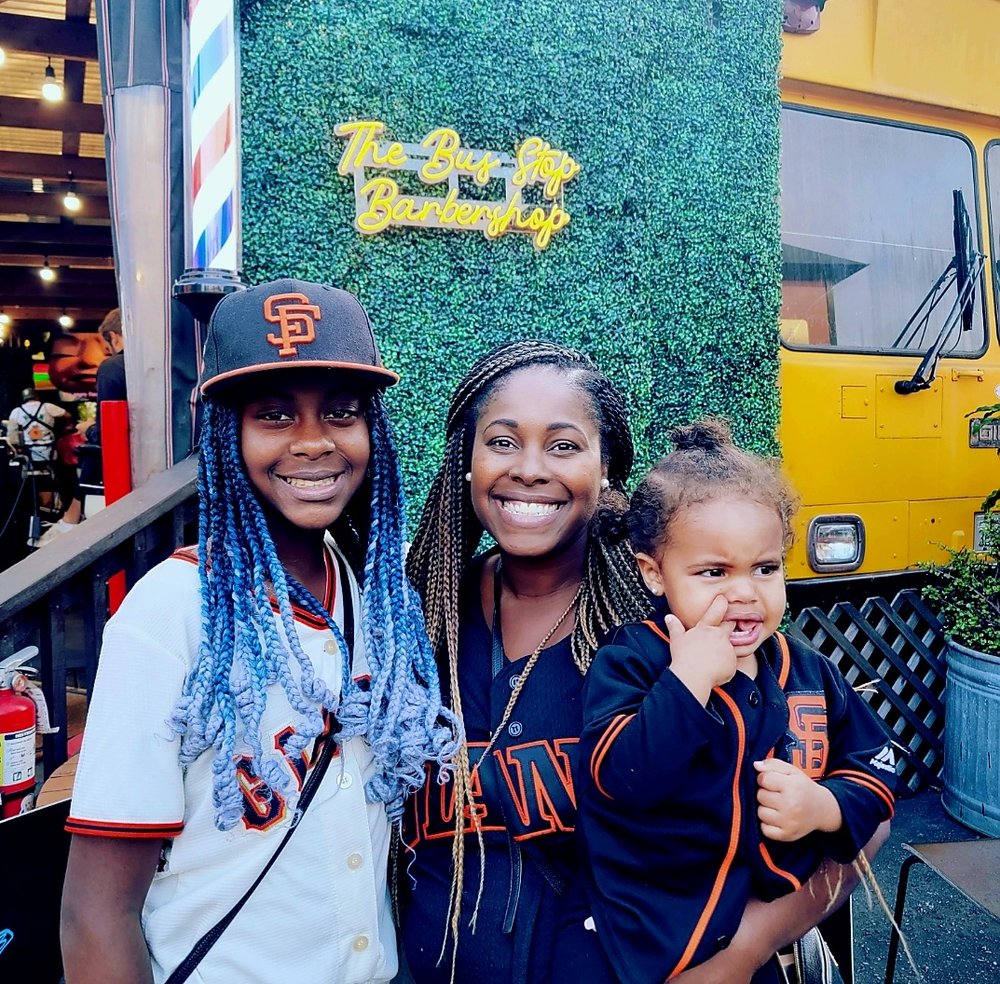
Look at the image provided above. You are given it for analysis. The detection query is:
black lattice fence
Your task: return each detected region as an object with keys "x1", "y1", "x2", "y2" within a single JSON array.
[{"x1": 789, "y1": 589, "x2": 947, "y2": 796}]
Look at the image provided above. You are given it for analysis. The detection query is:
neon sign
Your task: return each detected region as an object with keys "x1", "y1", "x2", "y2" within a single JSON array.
[{"x1": 333, "y1": 121, "x2": 580, "y2": 250}]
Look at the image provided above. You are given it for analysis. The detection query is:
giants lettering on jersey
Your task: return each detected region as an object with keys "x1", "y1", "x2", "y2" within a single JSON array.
[
  {"x1": 785, "y1": 693, "x2": 829, "y2": 778},
  {"x1": 235, "y1": 717, "x2": 338, "y2": 831},
  {"x1": 406, "y1": 738, "x2": 578, "y2": 847}
]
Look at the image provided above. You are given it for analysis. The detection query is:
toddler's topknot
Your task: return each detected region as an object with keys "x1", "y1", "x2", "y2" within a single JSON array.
[
  {"x1": 668, "y1": 416, "x2": 734, "y2": 453},
  {"x1": 627, "y1": 416, "x2": 797, "y2": 557}
]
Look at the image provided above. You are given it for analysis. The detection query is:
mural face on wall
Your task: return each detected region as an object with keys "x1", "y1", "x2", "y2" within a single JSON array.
[{"x1": 45, "y1": 331, "x2": 109, "y2": 398}]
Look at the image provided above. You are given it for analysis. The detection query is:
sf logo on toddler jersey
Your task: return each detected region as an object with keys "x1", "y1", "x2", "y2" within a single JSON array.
[
  {"x1": 264, "y1": 292, "x2": 321, "y2": 356},
  {"x1": 785, "y1": 694, "x2": 829, "y2": 777}
]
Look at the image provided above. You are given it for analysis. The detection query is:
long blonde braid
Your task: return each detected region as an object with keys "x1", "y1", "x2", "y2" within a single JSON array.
[{"x1": 405, "y1": 340, "x2": 652, "y2": 972}]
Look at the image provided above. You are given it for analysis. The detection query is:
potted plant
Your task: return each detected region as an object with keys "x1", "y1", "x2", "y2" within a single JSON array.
[{"x1": 922, "y1": 402, "x2": 1000, "y2": 836}]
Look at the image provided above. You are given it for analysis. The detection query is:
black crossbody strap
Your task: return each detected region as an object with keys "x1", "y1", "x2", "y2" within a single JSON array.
[
  {"x1": 20, "y1": 404, "x2": 56, "y2": 442},
  {"x1": 165, "y1": 549, "x2": 356, "y2": 984}
]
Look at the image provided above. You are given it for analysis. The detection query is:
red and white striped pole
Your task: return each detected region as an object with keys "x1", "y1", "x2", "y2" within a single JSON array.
[{"x1": 175, "y1": 0, "x2": 244, "y2": 321}]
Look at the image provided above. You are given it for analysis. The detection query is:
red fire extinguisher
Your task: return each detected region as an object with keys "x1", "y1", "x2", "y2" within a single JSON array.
[{"x1": 0, "y1": 647, "x2": 58, "y2": 819}]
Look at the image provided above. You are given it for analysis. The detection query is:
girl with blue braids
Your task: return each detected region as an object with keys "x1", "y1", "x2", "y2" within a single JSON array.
[{"x1": 61, "y1": 279, "x2": 459, "y2": 984}]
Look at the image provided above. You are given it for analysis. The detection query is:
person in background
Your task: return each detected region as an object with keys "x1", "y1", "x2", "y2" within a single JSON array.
[
  {"x1": 80, "y1": 308, "x2": 128, "y2": 495},
  {"x1": 6, "y1": 387, "x2": 67, "y2": 465},
  {"x1": 5, "y1": 388, "x2": 78, "y2": 542},
  {"x1": 95, "y1": 308, "x2": 126, "y2": 409}
]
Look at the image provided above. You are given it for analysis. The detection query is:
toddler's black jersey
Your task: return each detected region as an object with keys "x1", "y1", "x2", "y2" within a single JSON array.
[{"x1": 578, "y1": 623, "x2": 896, "y2": 984}]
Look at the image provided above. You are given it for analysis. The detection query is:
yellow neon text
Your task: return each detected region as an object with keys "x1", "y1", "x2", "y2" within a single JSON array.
[
  {"x1": 355, "y1": 177, "x2": 570, "y2": 250},
  {"x1": 512, "y1": 137, "x2": 581, "y2": 198},
  {"x1": 419, "y1": 128, "x2": 502, "y2": 185},
  {"x1": 334, "y1": 120, "x2": 408, "y2": 175}
]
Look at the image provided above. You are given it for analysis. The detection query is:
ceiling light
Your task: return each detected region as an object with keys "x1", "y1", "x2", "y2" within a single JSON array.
[
  {"x1": 42, "y1": 58, "x2": 63, "y2": 102},
  {"x1": 63, "y1": 173, "x2": 81, "y2": 212},
  {"x1": 0, "y1": 312, "x2": 9, "y2": 327},
  {"x1": 0, "y1": 48, "x2": 6, "y2": 67},
  {"x1": 39, "y1": 259, "x2": 56, "y2": 283},
  {"x1": 58, "y1": 312, "x2": 74, "y2": 328}
]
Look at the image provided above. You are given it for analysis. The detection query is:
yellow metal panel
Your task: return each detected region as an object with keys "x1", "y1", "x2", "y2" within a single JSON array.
[
  {"x1": 909, "y1": 497, "x2": 991, "y2": 565},
  {"x1": 786, "y1": 500, "x2": 909, "y2": 579},
  {"x1": 872, "y1": 0, "x2": 1000, "y2": 118},
  {"x1": 781, "y1": 0, "x2": 1000, "y2": 119},
  {"x1": 781, "y1": 1, "x2": 878, "y2": 97},
  {"x1": 841, "y1": 385, "x2": 871, "y2": 420},
  {"x1": 874, "y1": 376, "x2": 942, "y2": 439}
]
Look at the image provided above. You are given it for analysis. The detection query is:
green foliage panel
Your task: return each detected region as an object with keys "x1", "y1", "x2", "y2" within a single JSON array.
[{"x1": 239, "y1": 0, "x2": 782, "y2": 512}]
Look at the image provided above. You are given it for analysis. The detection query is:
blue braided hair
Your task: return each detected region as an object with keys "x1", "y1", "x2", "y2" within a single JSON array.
[{"x1": 167, "y1": 389, "x2": 461, "y2": 830}]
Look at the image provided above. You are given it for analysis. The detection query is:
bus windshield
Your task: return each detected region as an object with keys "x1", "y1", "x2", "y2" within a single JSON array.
[
  {"x1": 780, "y1": 107, "x2": 985, "y2": 356},
  {"x1": 986, "y1": 140, "x2": 1000, "y2": 344}
]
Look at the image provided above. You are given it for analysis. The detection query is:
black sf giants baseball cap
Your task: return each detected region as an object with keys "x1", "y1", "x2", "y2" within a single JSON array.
[{"x1": 200, "y1": 278, "x2": 399, "y2": 397}]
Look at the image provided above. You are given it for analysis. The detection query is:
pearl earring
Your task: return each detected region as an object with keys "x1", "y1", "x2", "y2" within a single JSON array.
[
  {"x1": 465, "y1": 472, "x2": 472, "y2": 482},
  {"x1": 600, "y1": 478, "x2": 610, "y2": 489}
]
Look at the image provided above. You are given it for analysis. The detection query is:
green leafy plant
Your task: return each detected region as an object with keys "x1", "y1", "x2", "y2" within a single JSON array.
[{"x1": 922, "y1": 498, "x2": 1000, "y2": 655}]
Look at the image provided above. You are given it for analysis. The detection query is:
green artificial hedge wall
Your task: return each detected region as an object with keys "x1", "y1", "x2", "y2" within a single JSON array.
[{"x1": 238, "y1": 0, "x2": 782, "y2": 512}]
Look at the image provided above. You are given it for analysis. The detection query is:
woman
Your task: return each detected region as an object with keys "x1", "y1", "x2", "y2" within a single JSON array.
[{"x1": 400, "y1": 339, "x2": 886, "y2": 984}]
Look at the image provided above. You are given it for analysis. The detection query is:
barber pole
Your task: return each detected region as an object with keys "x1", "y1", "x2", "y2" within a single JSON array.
[{"x1": 187, "y1": 0, "x2": 239, "y2": 272}]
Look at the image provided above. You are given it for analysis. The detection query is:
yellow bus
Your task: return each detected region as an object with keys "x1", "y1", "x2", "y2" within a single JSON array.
[{"x1": 779, "y1": 0, "x2": 1000, "y2": 600}]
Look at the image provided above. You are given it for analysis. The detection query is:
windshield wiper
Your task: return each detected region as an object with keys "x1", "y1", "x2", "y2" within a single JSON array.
[{"x1": 894, "y1": 189, "x2": 983, "y2": 395}]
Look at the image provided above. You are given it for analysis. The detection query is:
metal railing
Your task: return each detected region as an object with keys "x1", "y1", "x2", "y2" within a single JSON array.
[{"x1": 0, "y1": 455, "x2": 198, "y2": 779}]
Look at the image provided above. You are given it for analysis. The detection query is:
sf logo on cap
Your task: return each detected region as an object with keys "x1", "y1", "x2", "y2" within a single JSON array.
[{"x1": 264, "y1": 293, "x2": 321, "y2": 356}]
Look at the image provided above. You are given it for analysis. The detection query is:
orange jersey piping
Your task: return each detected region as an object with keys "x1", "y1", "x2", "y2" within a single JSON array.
[
  {"x1": 669, "y1": 687, "x2": 745, "y2": 978},
  {"x1": 590, "y1": 713, "x2": 634, "y2": 800}
]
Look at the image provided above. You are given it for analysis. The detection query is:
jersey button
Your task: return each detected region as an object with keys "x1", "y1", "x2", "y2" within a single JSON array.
[
  {"x1": 337, "y1": 773, "x2": 354, "y2": 789},
  {"x1": 352, "y1": 935, "x2": 369, "y2": 952},
  {"x1": 347, "y1": 852, "x2": 364, "y2": 870},
  {"x1": 324, "y1": 640, "x2": 338, "y2": 654},
  {"x1": 716, "y1": 933, "x2": 732, "y2": 950},
  {"x1": 748, "y1": 690, "x2": 760, "y2": 708},
  {"x1": 508, "y1": 721, "x2": 523, "y2": 737}
]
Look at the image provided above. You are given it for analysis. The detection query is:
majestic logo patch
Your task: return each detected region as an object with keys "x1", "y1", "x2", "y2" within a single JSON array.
[
  {"x1": 870, "y1": 745, "x2": 897, "y2": 774},
  {"x1": 264, "y1": 292, "x2": 321, "y2": 356}
]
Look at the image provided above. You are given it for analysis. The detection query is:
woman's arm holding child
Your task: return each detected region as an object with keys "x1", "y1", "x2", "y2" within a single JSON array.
[
  {"x1": 61, "y1": 835, "x2": 161, "y2": 984},
  {"x1": 670, "y1": 820, "x2": 890, "y2": 984}
]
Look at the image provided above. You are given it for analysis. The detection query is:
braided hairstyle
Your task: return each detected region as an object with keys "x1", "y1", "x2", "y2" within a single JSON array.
[
  {"x1": 167, "y1": 390, "x2": 460, "y2": 831},
  {"x1": 628, "y1": 416, "x2": 797, "y2": 557},
  {"x1": 405, "y1": 339, "x2": 651, "y2": 968}
]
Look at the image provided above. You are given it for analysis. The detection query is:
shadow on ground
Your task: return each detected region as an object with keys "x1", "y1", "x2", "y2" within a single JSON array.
[{"x1": 852, "y1": 788, "x2": 999, "y2": 984}]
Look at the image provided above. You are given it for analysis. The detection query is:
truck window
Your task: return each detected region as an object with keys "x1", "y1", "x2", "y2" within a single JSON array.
[
  {"x1": 985, "y1": 140, "x2": 1000, "y2": 345},
  {"x1": 780, "y1": 107, "x2": 984, "y2": 356}
]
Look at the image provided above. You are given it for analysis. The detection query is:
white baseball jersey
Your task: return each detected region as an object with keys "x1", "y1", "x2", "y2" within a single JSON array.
[{"x1": 68, "y1": 536, "x2": 397, "y2": 984}]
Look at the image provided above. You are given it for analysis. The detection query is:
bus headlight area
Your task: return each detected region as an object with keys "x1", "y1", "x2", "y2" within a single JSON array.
[{"x1": 807, "y1": 515, "x2": 866, "y2": 573}]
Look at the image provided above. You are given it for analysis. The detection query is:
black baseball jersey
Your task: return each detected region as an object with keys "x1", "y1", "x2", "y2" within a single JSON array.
[
  {"x1": 400, "y1": 554, "x2": 583, "y2": 984},
  {"x1": 577, "y1": 622, "x2": 896, "y2": 984}
]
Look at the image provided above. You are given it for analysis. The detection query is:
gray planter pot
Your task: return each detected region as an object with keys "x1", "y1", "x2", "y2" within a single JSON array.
[{"x1": 942, "y1": 638, "x2": 1000, "y2": 837}]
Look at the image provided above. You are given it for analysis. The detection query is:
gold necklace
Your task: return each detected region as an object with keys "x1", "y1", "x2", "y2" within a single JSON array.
[{"x1": 475, "y1": 576, "x2": 583, "y2": 767}]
